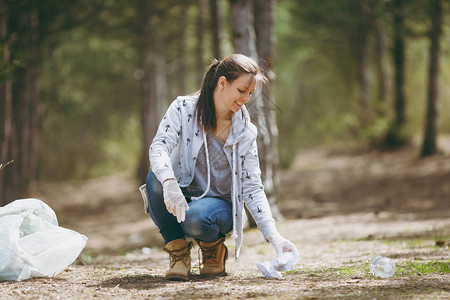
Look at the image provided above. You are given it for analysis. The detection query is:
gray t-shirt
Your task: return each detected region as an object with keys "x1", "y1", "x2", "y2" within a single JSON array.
[{"x1": 183, "y1": 134, "x2": 232, "y2": 201}]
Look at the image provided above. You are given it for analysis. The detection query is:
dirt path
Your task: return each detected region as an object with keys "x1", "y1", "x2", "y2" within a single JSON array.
[{"x1": 1, "y1": 144, "x2": 449, "y2": 299}]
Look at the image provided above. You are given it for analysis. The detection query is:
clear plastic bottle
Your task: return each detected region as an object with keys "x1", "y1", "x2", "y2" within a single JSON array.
[{"x1": 370, "y1": 256, "x2": 396, "y2": 278}]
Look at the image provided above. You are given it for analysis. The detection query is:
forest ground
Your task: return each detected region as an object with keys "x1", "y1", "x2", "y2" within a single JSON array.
[{"x1": 1, "y1": 139, "x2": 449, "y2": 299}]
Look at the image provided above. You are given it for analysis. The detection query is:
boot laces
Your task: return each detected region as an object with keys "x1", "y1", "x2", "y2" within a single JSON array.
[
  {"x1": 202, "y1": 246, "x2": 218, "y2": 261},
  {"x1": 164, "y1": 244, "x2": 191, "y2": 267},
  {"x1": 199, "y1": 239, "x2": 224, "y2": 262}
]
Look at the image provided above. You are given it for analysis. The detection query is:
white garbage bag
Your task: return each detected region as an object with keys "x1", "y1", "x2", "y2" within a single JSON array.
[{"x1": 0, "y1": 198, "x2": 88, "y2": 281}]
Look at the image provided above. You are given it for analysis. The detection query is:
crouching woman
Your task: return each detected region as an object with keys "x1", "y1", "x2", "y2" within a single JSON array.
[{"x1": 144, "y1": 53, "x2": 298, "y2": 280}]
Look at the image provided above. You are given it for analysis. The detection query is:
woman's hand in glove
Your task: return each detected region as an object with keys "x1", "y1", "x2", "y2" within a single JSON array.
[
  {"x1": 267, "y1": 232, "x2": 299, "y2": 258},
  {"x1": 162, "y1": 179, "x2": 189, "y2": 223},
  {"x1": 262, "y1": 232, "x2": 300, "y2": 273}
]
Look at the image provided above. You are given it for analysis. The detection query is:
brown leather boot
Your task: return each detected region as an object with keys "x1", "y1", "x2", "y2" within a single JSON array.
[
  {"x1": 197, "y1": 236, "x2": 228, "y2": 276},
  {"x1": 162, "y1": 239, "x2": 192, "y2": 281}
]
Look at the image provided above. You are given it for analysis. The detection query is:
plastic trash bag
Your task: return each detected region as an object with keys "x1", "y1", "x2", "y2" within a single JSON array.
[
  {"x1": 0, "y1": 198, "x2": 88, "y2": 281},
  {"x1": 256, "y1": 251, "x2": 300, "y2": 279}
]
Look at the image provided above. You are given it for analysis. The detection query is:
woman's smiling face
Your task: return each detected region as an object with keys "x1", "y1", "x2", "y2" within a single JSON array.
[{"x1": 215, "y1": 73, "x2": 257, "y2": 115}]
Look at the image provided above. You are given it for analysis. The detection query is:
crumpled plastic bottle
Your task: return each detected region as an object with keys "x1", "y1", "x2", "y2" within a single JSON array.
[
  {"x1": 369, "y1": 256, "x2": 396, "y2": 278},
  {"x1": 256, "y1": 251, "x2": 299, "y2": 279}
]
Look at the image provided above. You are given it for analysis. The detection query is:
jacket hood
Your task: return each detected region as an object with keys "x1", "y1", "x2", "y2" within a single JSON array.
[{"x1": 225, "y1": 105, "x2": 256, "y2": 147}]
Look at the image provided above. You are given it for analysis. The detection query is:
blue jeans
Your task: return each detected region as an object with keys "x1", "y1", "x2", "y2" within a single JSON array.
[{"x1": 145, "y1": 171, "x2": 233, "y2": 244}]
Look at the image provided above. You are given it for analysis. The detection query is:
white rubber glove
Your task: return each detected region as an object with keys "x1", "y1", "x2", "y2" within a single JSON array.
[
  {"x1": 162, "y1": 179, "x2": 189, "y2": 223},
  {"x1": 256, "y1": 232, "x2": 300, "y2": 278},
  {"x1": 267, "y1": 232, "x2": 300, "y2": 259}
]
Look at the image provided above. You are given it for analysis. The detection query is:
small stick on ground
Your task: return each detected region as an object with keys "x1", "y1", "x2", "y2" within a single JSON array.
[{"x1": 0, "y1": 160, "x2": 14, "y2": 170}]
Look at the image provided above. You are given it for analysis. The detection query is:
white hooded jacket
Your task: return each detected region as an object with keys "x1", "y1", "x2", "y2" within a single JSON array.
[{"x1": 149, "y1": 95, "x2": 277, "y2": 258}]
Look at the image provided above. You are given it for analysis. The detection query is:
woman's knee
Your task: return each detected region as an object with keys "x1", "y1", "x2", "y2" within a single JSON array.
[
  {"x1": 181, "y1": 201, "x2": 232, "y2": 240},
  {"x1": 181, "y1": 208, "x2": 207, "y2": 237}
]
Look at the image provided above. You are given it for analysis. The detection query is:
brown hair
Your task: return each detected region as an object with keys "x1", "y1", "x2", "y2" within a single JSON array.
[{"x1": 195, "y1": 54, "x2": 265, "y2": 132}]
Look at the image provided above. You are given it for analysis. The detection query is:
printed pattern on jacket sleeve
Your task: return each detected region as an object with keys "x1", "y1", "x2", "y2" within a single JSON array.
[
  {"x1": 241, "y1": 139, "x2": 276, "y2": 237},
  {"x1": 149, "y1": 99, "x2": 183, "y2": 183}
]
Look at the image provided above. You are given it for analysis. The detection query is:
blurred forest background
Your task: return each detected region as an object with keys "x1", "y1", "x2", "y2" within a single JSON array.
[{"x1": 1, "y1": 0, "x2": 450, "y2": 205}]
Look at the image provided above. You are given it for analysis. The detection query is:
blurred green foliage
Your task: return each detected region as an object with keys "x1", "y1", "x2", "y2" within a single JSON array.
[
  {"x1": 39, "y1": 29, "x2": 140, "y2": 179},
  {"x1": 29, "y1": 0, "x2": 450, "y2": 179},
  {"x1": 275, "y1": 0, "x2": 450, "y2": 166}
]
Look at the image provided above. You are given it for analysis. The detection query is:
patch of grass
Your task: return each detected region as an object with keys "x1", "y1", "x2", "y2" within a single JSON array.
[
  {"x1": 408, "y1": 239, "x2": 425, "y2": 247},
  {"x1": 380, "y1": 238, "x2": 441, "y2": 249},
  {"x1": 396, "y1": 260, "x2": 450, "y2": 276},
  {"x1": 338, "y1": 265, "x2": 366, "y2": 278},
  {"x1": 287, "y1": 259, "x2": 449, "y2": 280},
  {"x1": 381, "y1": 239, "x2": 396, "y2": 246}
]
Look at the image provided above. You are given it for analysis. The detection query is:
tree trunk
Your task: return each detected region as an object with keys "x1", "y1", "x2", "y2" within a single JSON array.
[
  {"x1": 176, "y1": 3, "x2": 188, "y2": 96},
  {"x1": 229, "y1": 0, "x2": 257, "y2": 58},
  {"x1": 375, "y1": 22, "x2": 389, "y2": 116},
  {"x1": 358, "y1": 0, "x2": 382, "y2": 123},
  {"x1": 393, "y1": 0, "x2": 406, "y2": 128},
  {"x1": 137, "y1": 0, "x2": 167, "y2": 181},
  {"x1": 358, "y1": 29, "x2": 371, "y2": 122},
  {"x1": 196, "y1": 0, "x2": 207, "y2": 86},
  {"x1": 421, "y1": 0, "x2": 442, "y2": 157},
  {"x1": 209, "y1": 0, "x2": 222, "y2": 58},
  {"x1": 0, "y1": 2, "x2": 13, "y2": 204},
  {"x1": 1, "y1": 6, "x2": 40, "y2": 205},
  {"x1": 23, "y1": 9, "x2": 40, "y2": 183},
  {"x1": 254, "y1": 0, "x2": 283, "y2": 221},
  {"x1": 230, "y1": 0, "x2": 283, "y2": 224},
  {"x1": 383, "y1": 0, "x2": 407, "y2": 149},
  {"x1": 360, "y1": 0, "x2": 388, "y2": 117}
]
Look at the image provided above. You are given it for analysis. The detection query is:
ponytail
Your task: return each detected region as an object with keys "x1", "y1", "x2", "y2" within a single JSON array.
[{"x1": 195, "y1": 59, "x2": 221, "y2": 132}]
